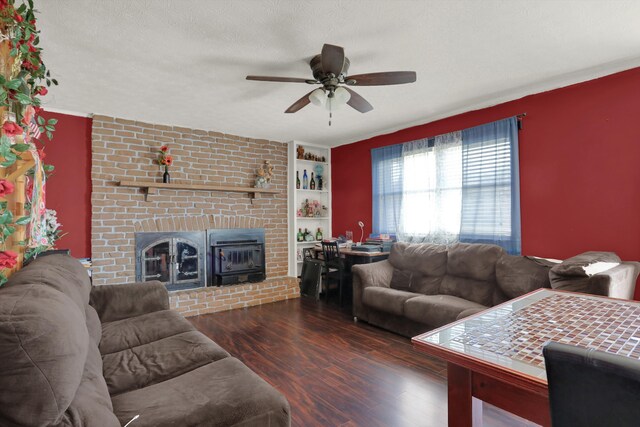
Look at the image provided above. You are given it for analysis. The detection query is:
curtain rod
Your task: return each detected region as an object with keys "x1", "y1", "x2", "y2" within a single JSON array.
[{"x1": 517, "y1": 113, "x2": 527, "y2": 130}]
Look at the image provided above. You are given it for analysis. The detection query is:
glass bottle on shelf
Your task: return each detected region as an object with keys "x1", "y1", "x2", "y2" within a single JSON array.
[
  {"x1": 297, "y1": 228, "x2": 303, "y2": 242},
  {"x1": 316, "y1": 227, "x2": 323, "y2": 241},
  {"x1": 318, "y1": 175, "x2": 323, "y2": 191},
  {"x1": 303, "y1": 169, "x2": 308, "y2": 189},
  {"x1": 296, "y1": 171, "x2": 300, "y2": 189},
  {"x1": 310, "y1": 172, "x2": 316, "y2": 190}
]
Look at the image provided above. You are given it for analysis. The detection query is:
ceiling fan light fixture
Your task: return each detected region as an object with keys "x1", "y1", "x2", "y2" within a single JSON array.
[
  {"x1": 334, "y1": 86, "x2": 351, "y2": 104},
  {"x1": 308, "y1": 88, "x2": 326, "y2": 107}
]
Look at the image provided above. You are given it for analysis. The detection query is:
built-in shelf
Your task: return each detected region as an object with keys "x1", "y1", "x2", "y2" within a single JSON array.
[
  {"x1": 296, "y1": 189, "x2": 329, "y2": 194},
  {"x1": 289, "y1": 142, "x2": 332, "y2": 277},
  {"x1": 296, "y1": 240, "x2": 321, "y2": 245},
  {"x1": 295, "y1": 159, "x2": 329, "y2": 167},
  {"x1": 118, "y1": 180, "x2": 279, "y2": 202}
]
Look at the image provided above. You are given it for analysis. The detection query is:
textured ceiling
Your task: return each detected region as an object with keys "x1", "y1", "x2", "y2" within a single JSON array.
[{"x1": 38, "y1": 0, "x2": 640, "y2": 147}]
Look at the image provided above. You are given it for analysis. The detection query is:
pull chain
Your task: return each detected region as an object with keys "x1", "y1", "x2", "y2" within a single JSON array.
[{"x1": 328, "y1": 97, "x2": 332, "y2": 126}]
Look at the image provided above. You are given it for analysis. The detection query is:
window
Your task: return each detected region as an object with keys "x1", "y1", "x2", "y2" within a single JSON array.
[{"x1": 371, "y1": 117, "x2": 521, "y2": 254}]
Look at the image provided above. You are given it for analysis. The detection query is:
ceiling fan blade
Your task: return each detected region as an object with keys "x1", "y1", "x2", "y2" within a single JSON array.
[
  {"x1": 285, "y1": 90, "x2": 314, "y2": 113},
  {"x1": 246, "y1": 75, "x2": 312, "y2": 83},
  {"x1": 321, "y1": 44, "x2": 345, "y2": 76},
  {"x1": 346, "y1": 71, "x2": 416, "y2": 86},
  {"x1": 344, "y1": 87, "x2": 373, "y2": 113}
]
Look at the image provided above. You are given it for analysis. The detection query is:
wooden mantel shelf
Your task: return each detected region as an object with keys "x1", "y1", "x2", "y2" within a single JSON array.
[{"x1": 118, "y1": 180, "x2": 279, "y2": 202}]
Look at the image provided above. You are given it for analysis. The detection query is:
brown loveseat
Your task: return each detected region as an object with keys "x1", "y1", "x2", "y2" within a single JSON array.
[
  {"x1": 353, "y1": 242, "x2": 639, "y2": 337},
  {"x1": 0, "y1": 254, "x2": 290, "y2": 427}
]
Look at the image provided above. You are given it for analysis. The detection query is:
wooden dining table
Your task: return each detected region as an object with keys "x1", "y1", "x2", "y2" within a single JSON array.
[{"x1": 412, "y1": 289, "x2": 640, "y2": 426}]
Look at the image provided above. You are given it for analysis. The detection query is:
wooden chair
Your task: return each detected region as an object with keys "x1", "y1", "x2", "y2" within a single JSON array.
[{"x1": 321, "y1": 241, "x2": 345, "y2": 306}]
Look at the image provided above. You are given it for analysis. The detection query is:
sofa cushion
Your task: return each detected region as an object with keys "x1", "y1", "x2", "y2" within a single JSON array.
[
  {"x1": 7, "y1": 254, "x2": 91, "y2": 311},
  {"x1": 496, "y1": 254, "x2": 551, "y2": 299},
  {"x1": 86, "y1": 305, "x2": 102, "y2": 345},
  {"x1": 0, "y1": 284, "x2": 88, "y2": 426},
  {"x1": 439, "y1": 275, "x2": 496, "y2": 306},
  {"x1": 551, "y1": 251, "x2": 621, "y2": 277},
  {"x1": 389, "y1": 242, "x2": 448, "y2": 276},
  {"x1": 550, "y1": 251, "x2": 622, "y2": 294},
  {"x1": 62, "y1": 342, "x2": 120, "y2": 426},
  {"x1": 446, "y1": 243, "x2": 504, "y2": 281},
  {"x1": 389, "y1": 268, "x2": 412, "y2": 291},
  {"x1": 103, "y1": 330, "x2": 230, "y2": 395},
  {"x1": 389, "y1": 269, "x2": 442, "y2": 295},
  {"x1": 362, "y1": 287, "x2": 420, "y2": 316},
  {"x1": 100, "y1": 309, "x2": 196, "y2": 355},
  {"x1": 111, "y1": 357, "x2": 290, "y2": 427},
  {"x1": 404, "y1": 295, "x2": 488, "y2": 328},
  {"x1": 456, "y1": 307, "x2": 487, "y2": 320}
]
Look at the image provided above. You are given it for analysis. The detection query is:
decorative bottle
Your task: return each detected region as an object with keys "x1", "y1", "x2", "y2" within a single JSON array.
[
  {"x1": 296, "y1": 171, "x2": 300, "y2": 189},
  {"x1": 297, "y1": 228, "x2": 303, "y2": 242},
  {"x1": 315, "y1": 227, "x2": 323, "y2": 241},
  {"x1": 162, "y1": 165, "x2": 170, "y2": 183},
  {"x1": 310, "y1": 172, "x2": 316, "y2": 190},
  {"x1": 318, "y1": 175, "x2": 323, "y2": 191},
  {"x1": 303, "y1": 169, "x2": 308, "y2": 189}
]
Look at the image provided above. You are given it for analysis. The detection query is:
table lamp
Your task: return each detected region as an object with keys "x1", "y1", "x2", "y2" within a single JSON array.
[{"x1": 358, "y1": 221, "x2": 364, "y2": 245}]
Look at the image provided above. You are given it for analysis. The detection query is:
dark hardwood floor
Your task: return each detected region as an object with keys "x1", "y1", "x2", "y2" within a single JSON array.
[{"x1": 189, "y1": 298, "x2": 537, "y2": 427}]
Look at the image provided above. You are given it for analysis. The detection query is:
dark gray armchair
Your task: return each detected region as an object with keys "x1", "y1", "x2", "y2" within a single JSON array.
[{"x1": 543, "y1": 341, "x2": 640, "y2": 427}]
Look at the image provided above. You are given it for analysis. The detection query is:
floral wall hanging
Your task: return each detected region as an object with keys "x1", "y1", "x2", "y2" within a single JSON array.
[{"x1": 0, "y1": 0, "x2": 60, "y2": 284}]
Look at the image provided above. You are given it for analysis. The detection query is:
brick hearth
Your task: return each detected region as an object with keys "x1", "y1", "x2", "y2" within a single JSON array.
[{"x1": 91, "y1": 115, "x2": 298, "y2": 316}]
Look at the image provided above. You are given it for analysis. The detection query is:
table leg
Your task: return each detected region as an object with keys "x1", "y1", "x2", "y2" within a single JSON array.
[{"x1": 448, "y1": 362, "x2": 483, "y2": 427}]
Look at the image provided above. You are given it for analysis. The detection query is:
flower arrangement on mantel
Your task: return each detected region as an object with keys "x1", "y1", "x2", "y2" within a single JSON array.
[
  {"x1": 0, "y1": 0, "x2": 61, "y2": 284},
  {"x1": 156, "y1": 145, "x2": 173, "y2": 183},
  {"x1": 254, "y1": 160, "x2": 273, "y2": 188}
]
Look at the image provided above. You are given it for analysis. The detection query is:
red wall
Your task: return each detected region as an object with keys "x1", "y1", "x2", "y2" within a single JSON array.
[
  {"x1": 332, "y1": 67, "x2": 640, "y2": 292},
  {"x1": 41, "y1": 111, "x2": 92, "y2": 258}
]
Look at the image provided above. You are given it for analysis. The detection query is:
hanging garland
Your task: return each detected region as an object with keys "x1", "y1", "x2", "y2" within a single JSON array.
[{"x1": 0, "y1": 0, "x2": 59, "y2": 285}]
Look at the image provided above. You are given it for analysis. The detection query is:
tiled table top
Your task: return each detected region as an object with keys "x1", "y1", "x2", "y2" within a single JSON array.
[{"x1": 413, "y1": 289, "x2": 640, "y2": 380}]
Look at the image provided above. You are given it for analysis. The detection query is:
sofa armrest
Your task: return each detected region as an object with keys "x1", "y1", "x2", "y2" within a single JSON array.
[
  {"x1": 89, "y1": 281, "x2": 169, "y2": 323},
  {"x1": 352, "y1": 260, "x2": 393, "y2": 319},
  {"x1": 595, "y1": 262, "x2": 640, "y2": 300}
]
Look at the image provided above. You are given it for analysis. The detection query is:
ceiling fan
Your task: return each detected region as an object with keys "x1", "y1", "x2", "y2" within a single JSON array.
[{"x1": 246, "y1": 43, "x2": 416, "y2": 119}]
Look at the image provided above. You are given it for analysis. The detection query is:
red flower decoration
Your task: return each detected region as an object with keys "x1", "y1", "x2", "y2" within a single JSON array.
[
  {"x1": 0, "y1": 251, "x2": 18, "y2": 270},
  {"x1": 0, "y1": 179, "x2": 15, "y2": 197},
  {"x1": 160, "y1": 145, "x2": 168, "y2": 152},
  {"x1": 14, "y1": 13, "x2": 23, "y2": 23},
  {"x1": 164, "y1": 156, "x2": 173, "y2": 166},
  {"x1": 0, "y1": 0, "x2": 8, "y2": 9},
  {"x1": 37, "y1": 86, "x2": 48, "y2": 96},
  {"x1": 2, "y1": 121, "x2": 22, "y2": 137}
]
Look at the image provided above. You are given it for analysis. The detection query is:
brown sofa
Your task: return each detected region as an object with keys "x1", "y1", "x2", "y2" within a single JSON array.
[
  {"x1": 353, "y1": 242, "x2": 639, "y2": 337},
  {"x1": 0, "y1": 254, "x2": 290, "y2": 427}
]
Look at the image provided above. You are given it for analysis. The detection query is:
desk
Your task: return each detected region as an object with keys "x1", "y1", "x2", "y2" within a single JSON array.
[
  {"x1": 313, "y1": 246, "x2": 389, "y2": 261},
  {"x1": 412, "y1": 289, "x2": 640, "y2": 426},
  {"x1": 313, "y1": 247, "x2": 389, "y2": 306}
]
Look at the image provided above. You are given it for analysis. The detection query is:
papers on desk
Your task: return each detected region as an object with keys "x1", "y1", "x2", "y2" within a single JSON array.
[
  {"x1": 348, "y1": 244, "x2": 383, "y2": 253},
  {"x1": 314, "y1": 240, "x2": 349, "y2": 249}
]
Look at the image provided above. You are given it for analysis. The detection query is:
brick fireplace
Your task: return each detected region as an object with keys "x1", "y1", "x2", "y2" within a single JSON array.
[{"x1": 91, "y1": 115, "x2": 298, "y2": 316}]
